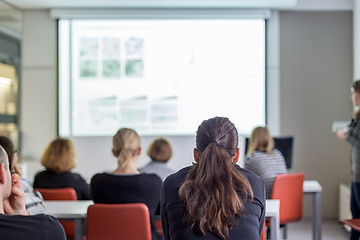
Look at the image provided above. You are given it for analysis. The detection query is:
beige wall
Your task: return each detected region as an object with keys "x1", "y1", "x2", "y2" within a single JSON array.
[
  {"x1": 279, "y1": 11, "x2": 353, "y2": 218},
  {"x1": 21, "y1": 10, "x2": 353, "y2": 219}
]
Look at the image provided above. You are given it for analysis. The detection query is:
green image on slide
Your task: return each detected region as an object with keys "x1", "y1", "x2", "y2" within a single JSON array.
[
  {"x1": 125, "y1": 59, "x2": 143, "y2": 77},
  {"x1": 80, "y1": 60, "x2": 97, "y2": 78},
  {"x1": 80, "y1": 38, "x2": 98, "y2": 57},
  {"x1": 103, "y1": 60, "x2": 120, "y2": 77}
]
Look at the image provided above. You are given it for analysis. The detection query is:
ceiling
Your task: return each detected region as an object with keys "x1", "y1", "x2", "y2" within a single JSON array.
[{"x1": 3, "y1": 0, "x2": 300, "y2": 9}]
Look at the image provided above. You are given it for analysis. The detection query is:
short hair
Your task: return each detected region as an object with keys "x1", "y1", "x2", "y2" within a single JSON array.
[
  {"x1": 41, "y1": 138, "x2": 76, "y2": 173},
  {"x1": 247, "y1": 126, "x2": 274, "y2": 155},
  {"x1": 0, "y1": 136, "x2": 14, "y2": 170},
  {"x1": 147, "y1": 138, "x2": 173, "y2": 163},
  {"x1": 0, "y1": 146, "x2": 9, "y2": 169}
]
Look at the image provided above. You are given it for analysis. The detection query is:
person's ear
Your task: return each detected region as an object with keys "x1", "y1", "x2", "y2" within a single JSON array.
[
  {"x1": 112, "y1": 149, "x2": 117, "y2": 157},
  {"x1": 233, "y1": 148, "x2": 240, "y2": 163},
  {"x1": 137, "y1": 147, "x2": 142, "y2": 156},
  {"x1": 0, "y1": 163, "x2": 6, "y2": 184},
  {"x1": 193, "y1": 148, "x2": 199, "y2": 162}
]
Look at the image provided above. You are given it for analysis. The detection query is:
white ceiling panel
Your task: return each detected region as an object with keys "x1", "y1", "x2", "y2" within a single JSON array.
[{"x1": 7, "y1": 0, "x2": 298, "y2": 9}]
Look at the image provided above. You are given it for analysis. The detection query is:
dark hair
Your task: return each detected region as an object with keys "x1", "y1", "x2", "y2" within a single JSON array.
[
  {"x1": 178, "y1": 117, "x2": 253, "y2": 239},
  {"x1": 0, "y1": 136, "x2": 14, "y2": 170},
  {"x1": 353, "y1": 80, "x2": 360, "y2": 119},
  {"x1": 147, "y1": 138, "x2": 172, "y2": 163}
]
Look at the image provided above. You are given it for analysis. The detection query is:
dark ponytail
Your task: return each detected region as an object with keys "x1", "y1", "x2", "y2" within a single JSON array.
[
  {"x1": 353, "y1": 80, "x2": 360, "y2": 119},
  {"x1": 178, "y1": 117, "x2": 253, "y2": 239}
]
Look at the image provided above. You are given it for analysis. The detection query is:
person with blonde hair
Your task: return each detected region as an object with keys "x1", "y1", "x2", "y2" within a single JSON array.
[
  {"x1": 245, "y1": 126, "x2": 287, "y2": 199},
  {"x1": 140, "y1": 138, "x2": 174, "y2": 181},
  {"x1": 90, "y1": 128, "x2": 162, "y2": 240},
  {"x1": 161, "y1": 117, "x2": 265, "y2": 240},
  {"x1": 33, "y1": 138, "x2": 90, "y2": 200}
]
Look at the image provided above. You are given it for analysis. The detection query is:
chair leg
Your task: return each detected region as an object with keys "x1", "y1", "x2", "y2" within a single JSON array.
[{"x1": 283, "y1": 224, "x2": 287, "y2": 239}]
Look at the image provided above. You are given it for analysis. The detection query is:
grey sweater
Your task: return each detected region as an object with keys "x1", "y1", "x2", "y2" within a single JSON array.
[{"x1": 347, "y1": 118, "x2": 360, "y2": 182}]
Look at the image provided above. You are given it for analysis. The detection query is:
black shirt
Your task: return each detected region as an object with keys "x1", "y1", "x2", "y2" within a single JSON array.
[
  {"x1": 33, "y1": 170, "x2": 91, "y2": 200},
  {"x1": 161, "y1": 165, "x2": 266, "y2": 240},
  {"x1": 0, "y1": 214, "x2": 66, "y2": 240},
  {"x1": 90, "y1": 173, "x2": 162, "y2": 240}
]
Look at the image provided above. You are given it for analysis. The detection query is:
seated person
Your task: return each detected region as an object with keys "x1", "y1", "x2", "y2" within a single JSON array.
[
  {"x1": 0, "y1": 146, "x2": 66, "y2": 240},
  {"x1": 0, "y1": 136, "x2": 45, "y2": 215},
  {"x1": 139, "y1": 138, "x2": 174, "y2": 181},
  {"x1": 161, "y1": 117, "x2": 265, "y2": 240},
  {"x1": 245, "y1": 126, "x2": 287, "y2": 199},
  {"x1": 91, "y1": 128, "x2": 162, "y2": 240},
  {"x1": 33, "y1": 138, "x2": 90, "y2": 200}
]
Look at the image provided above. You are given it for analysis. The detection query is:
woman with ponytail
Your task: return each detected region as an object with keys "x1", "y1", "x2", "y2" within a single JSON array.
[
  {"x1": 161, "y1": 117, "x2": 265, "y2": 240},
  {"x1": 90, "y1": 128, "x2": 162, "y2": 240},
  {"x1": 336, "y1": 80, "x2": 360, "y2": 240}
]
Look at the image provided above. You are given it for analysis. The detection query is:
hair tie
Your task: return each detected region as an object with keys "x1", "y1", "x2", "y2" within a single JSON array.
[{"x1": 211, "y1": 140, "x2": 219, "y2": 146}]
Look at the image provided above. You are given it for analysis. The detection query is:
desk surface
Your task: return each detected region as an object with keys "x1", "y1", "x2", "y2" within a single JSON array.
[
  {"x1": 304, "y1": 180, "x2": 322, "y2": 193},
  {"x1": 45, "y1": 199, "x2": 279, "y2": 218}
]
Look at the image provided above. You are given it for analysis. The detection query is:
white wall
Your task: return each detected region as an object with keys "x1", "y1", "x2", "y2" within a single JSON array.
[{"x1": 21, "y1": 9, "x2": 353, "y2": 219}]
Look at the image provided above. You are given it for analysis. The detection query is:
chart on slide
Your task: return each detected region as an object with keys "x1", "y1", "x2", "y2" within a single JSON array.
[{"x1": 58, "y1": 19, "x2": 265, "y2": 136}]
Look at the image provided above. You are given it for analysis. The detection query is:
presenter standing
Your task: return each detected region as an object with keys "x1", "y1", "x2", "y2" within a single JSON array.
[{"x1": 336, "y1": 80, "x2": 360, "y2": 240}]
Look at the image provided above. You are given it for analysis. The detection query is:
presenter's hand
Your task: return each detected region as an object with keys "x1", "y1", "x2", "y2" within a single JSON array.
[
  {"x1": 3, "y1": 174, "x2": 29, "y2": 216},
  {"x1": 335, "y1": 129, "x2": 349, "y2": 140}
]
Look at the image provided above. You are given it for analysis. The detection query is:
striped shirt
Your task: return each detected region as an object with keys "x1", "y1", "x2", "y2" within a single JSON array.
[{"x1": 245, "y1": 149, "x2": 287, "y2": 199}]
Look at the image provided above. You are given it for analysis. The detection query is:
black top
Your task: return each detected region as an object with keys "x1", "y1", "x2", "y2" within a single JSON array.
[
  {"x1": 161, "y1": 165, "x2": 266, "y2": 240},
  {"x1": 0, "y1": 214, "x2": 66, "y2": 240},
  {"x1": 33, "y1": 170, "x2": 91, "y2": 200},
  {"x1": 90, "y1": 173, "x2": 162, "y2": 240}
]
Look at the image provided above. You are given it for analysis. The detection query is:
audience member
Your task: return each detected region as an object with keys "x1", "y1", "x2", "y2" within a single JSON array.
[
  {"x1": 139, "y1": 138, "x2": 174, "y2": 181},
  {"x1": 245, "y1": 126, "x2": 287, "y2": 199},
  {"x1": 161, "y1": 117, "x2": 265, "y2": 240},
  {"x1": 33, "y1": 138, "x2": 90, "y2": 200},
  {"x1": 0, "y1": 136, "x2": 45, "y2": 215},
  {"x1": 91, "y1": 128, "x2": 162, "y2": 240},
  {"x1": 0, "y1": 146, "x2": 66, "y2": 240}
]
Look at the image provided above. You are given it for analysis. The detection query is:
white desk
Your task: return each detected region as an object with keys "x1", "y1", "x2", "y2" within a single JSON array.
[
  {"x1": 303, "y1": 180, "x2": 322, "y2": 240},
  {"x1": 45, "y1": 200, "x2": 93, "y2": 240},
  {"x1": 45, "y1": 200, "x2": 279, "y2": 240}
]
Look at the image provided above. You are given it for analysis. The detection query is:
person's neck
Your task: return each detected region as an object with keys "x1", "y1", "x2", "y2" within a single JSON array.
[
  {"x1": 113, "y1": 162, "x2": 139, "y2": 175},
  {"x1": 0, "y1": 196, "x2": 4, "y2": 214}
]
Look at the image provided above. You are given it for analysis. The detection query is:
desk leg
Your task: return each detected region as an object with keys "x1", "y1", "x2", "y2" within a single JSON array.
[
  {"x1": 312, "y1": 192, "x2": 322, "y2": 240},
  {"x1": 74, "y1": 219, "x2": 84, "y2": 240},
  {"x1": 270, "y1": 215, "x2": 280, "y2": 240}
]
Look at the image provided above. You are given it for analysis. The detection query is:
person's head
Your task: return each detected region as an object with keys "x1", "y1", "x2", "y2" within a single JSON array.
[
  {"x1": 179, "y1": 117, "x2": 253, "y2": 239},
  {"x1": 41, "y1": 138, "x2": 76, "y2": 174},
  {"x1": 352, "y1": 80, "x2": 360, "y2": 118},
  {"x1": 0, "y1": 136, "x2": 17, "y2": 174},
  {"x1": 147, "y1": 138, "x2": 172, "y2": 163},
  {"x1": 247, "y1": 126, "x2": 274, "y2": 155},
  {"x1": 0, "y1": 146, "x2": 11, "y2": 201},
  {"x1": 112, "y1": 128, "x2": 141, "y2": 168}
]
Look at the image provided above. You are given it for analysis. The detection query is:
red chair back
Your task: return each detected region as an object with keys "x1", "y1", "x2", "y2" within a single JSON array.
[
  {"x1": 35, "y1": 188, "x2": 77, "y2": 240},
  {"x1": 34, "y1": 188, "x2": 77, "y2": 201},
  {"x1": 87, "y1": 203, "x2": 152, "y2": 240},
  {"x1": 271, "y1": 172, "x2": 304, "y2": 224}
]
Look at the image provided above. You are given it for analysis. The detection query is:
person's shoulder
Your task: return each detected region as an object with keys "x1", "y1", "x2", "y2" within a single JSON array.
[
  {"x1": 139, "y1": 172, "x2": 163, "y2": 183},
  {"x1": 272, "y1": 149, "x2": 284, "y2": 157},
  {"x1": 163, "y1": 166, "x2": 191, "y2": 186},
  {"x1": 237, "y1": 165, "x2": 264, "y2": 188}
]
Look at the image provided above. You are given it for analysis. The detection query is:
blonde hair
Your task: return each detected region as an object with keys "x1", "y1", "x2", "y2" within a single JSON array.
[
  {"x1": 41, "y1": 138, "x2": 76, "y2": 173},
  {"x1": 147, "y1": 138, "x2": 172, "y2": 163},
  {"x1": 113, "y1": 128, "x2": 141, "y2": 168},
  {"x1": 352, "y1": 80, "x2": 360, "y2": 119},
  {"x1": 247, "y1": 126, "x2": 274, "y2": 156}
]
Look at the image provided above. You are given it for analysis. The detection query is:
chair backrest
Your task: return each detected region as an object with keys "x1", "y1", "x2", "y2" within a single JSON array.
[
  {"x1": 87, "y1": 203, "x2": 152, "y2": 240},
  {"x1": 35, "y1": 188, "x2": 77, "y2": 239},
  {"x1": 34, "y1": 188, "x2": 77, "y2": 201},
  {"x1": 271, "y1": 172, "x2": 304, "y2": 225}
]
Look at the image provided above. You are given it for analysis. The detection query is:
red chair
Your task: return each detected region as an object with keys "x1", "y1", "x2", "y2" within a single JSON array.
[
  {"x1": 155, "y1": 219, "x2": 163, "y2": 237},
  {"x1": 35, "y1": 188, "x2": 77, "y2": 240},
  {"x1": 87, "y1": 203, "x2": 152, "y2": 240},
  {"x1": 271, "y1": 172, "x2": 305, "y2": 239},
  {"x1": 339, "y1": 219, "x2": 360, "y2": 231}
]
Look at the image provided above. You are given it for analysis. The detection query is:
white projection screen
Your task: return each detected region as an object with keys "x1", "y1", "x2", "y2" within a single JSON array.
[{"x1": 58, "y1": 19, "x2": 266, "y2": 136}]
